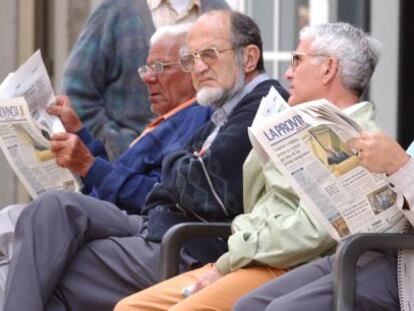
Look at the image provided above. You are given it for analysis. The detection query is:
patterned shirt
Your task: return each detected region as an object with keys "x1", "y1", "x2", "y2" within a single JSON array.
[{"x1": 147, "y1": 0, "x2": 201, "y2": 29}]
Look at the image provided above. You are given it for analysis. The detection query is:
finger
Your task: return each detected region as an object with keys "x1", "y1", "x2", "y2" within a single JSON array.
[
  {"x1": 55, "y1": 95, "x2": 70, "y2": 107},
  {"x1": 46, "y1": 104, "x2": 62, "y2": 116},
  {"x1": 192, "y1": 280, "x2": 203, "y2": 294},
  {"x1": 51, "y1": 132, "x2": 70, "y2": 141},
  {"x1": 50, "y1": 140, "x2": 67, "y2": 153},
  {"x1": 347, "y1": 138, "x2": 363, "y2": 151}
]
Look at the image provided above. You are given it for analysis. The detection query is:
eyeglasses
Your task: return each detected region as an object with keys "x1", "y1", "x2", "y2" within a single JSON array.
[
  {"x1": 137, "y1": 61, "x2": 179, "y2": 79},
  {"x1": 179, "y1": 47, "x2": 234, "y2": 73},
  {"x1": 290, "y1": 52, "x2": 329, "y2": 71}
]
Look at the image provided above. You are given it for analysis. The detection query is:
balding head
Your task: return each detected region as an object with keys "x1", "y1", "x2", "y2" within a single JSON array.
[{"x1": 182, "y1": 10, "x2": 263, "y2": 107}]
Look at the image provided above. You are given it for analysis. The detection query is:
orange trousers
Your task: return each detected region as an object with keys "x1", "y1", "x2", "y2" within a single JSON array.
[{"x1": 114, "y1": 264, "x2": 287, "y2": 311}]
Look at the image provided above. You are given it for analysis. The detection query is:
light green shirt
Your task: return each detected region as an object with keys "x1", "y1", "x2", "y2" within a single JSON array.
[{"x1": 216, "y1": 101, "x2": 380, "y2": 274}]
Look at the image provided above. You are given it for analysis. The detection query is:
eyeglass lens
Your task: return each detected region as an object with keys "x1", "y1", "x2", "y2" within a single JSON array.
[{"x1": 180, "y1": 48, "x2": 219, "y2": 72}]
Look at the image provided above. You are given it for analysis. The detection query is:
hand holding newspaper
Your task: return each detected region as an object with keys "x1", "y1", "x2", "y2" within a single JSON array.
[
  {"x1": 0, "y1": 51, "x2": 81, "y2": 198},
  {"x1": 249, "y1": 87, "x2": 406, "y2": 241}
]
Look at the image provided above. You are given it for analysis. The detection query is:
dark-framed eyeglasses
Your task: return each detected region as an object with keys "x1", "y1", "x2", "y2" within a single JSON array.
[
  {"x1": 137, "y1": 61, "x2": 179, "y2": 79},
  {"x1": 290, "y1": 51, "x2": 329, "y2": 71},
  {"x1": 179, "y1": 47, "x2": 234, "y2": 73}
]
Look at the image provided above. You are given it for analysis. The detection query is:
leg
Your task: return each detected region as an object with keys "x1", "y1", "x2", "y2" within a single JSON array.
[
  {"x1": 114, "y1": 264, "x2": 214, "y2": 311},
  {"x1": 46, "y1": 234, "x2": 164, "y2": 311},
  {"x1": 170, "y1": 266, "x2": 286, "y2": 311},
  {"x1": 233, "y1": 256, "x2": 332, "y2": 311},
  {"x1": 0, "y1": 204, "x2": 27, "y2": 310},
  {"x1": 115, "y1": 265, "x2": 285, "y2": 311},
  {"x1": 4, "y1": 191, "x2": 142, "y2": 311},
  {"x1": 236, "y1": 252, "x2": 399, "y2": 311}
]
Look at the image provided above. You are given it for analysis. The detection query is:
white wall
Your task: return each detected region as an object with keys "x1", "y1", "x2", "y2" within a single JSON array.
[
  {"x1": 0, "y1": 0, "x2": 27, "y2": 205},
  {"x1": 370, "y1": 0, "x2": 400, "y2": 138}
]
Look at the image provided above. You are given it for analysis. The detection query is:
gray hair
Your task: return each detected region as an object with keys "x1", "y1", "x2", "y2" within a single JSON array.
[
  {"x1": 150, "y1": 23, "x2": 192, "y2": 46},
  {"x1": 300, "y1": 22, "x2": 382, "y2": 96}
]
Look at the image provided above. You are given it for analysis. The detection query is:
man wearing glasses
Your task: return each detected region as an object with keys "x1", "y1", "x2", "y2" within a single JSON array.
[
  {"x1": 3, "y1": 10, "x2": 288, "y2": 311},
  {"x1": 115, "y1": 22, "x2": 384, "y2": 311},
  {"x1": 43, "y1": 23, "x2": 211, "y2": 215}
]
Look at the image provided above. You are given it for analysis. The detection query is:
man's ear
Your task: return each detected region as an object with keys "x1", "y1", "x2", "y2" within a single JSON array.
[
  {"x1": 243, "y1": 44, "x2": 261, "y2": 74},
  {"x1": 322, "y1": 57, "x2": 339, "y2": 84}
]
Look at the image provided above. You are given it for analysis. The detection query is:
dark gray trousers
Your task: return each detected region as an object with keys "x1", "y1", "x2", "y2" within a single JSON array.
[
  {"x1": 3, "y1": 191, "x2": 187, "y2": 311},
  {"x1": 233, "y1": 251, "x2": 399, "y2": 311}
]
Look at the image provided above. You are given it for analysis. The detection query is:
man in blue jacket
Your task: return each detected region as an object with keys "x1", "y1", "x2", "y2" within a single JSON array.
[
  {"x1": 3, "y1": 10, "x2": 289, "y2": 311},
  {"x1": 48, "y1": 23, "x2": 211, "y2": 214},
  {"x1": 62, "y1": 0, "x2": 229, "y2": 159}
]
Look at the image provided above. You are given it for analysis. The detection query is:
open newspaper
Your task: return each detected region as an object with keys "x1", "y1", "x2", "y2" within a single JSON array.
[
  {"x1": 0, "y1": 51, "x2": 81, "y2": 198},
  {"x1": 249, "y1": 87, "x2": 406, "y2": 241}
]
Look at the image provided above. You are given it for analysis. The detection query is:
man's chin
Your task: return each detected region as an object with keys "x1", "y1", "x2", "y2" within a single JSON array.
[
  {"x1": 196, "y1": 87, "x2": 224, "y2": 107},
  {"x1": 287, "y1": 96, "x2": 300, "y2": 106}
]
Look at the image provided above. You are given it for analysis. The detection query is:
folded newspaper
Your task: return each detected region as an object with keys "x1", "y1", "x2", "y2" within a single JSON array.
[
  {"x1": 0, "y1": 51, "x2": 81, "y2": 198},
  {"x1": 248, "y1": 87, "x2": 406, "y2": 241}
]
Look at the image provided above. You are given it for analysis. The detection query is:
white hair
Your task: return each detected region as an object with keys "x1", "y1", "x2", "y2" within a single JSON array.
[
  {"x1": 150, "y1": 23, "x2": 192, "y2": 46},
  {"x1": 300, "y1": 22, "x2": 382, "y2": 95}
]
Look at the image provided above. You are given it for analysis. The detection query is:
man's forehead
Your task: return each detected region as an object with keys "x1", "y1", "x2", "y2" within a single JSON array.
[
  {"x1": 296, "y1": 38, "x2": 313, "y2": 52},
  {"x1": 148, "y1": 38, "x2": 180, "y2": 61},
  {"x1": 187, "y1": 13, "x2": 230, "y2": 48},
  {"x1": 185, "y1": 35, "x2": 231, "y2": 51}
]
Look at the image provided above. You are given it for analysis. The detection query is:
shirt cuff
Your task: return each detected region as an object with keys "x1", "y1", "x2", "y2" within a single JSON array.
[
  {"x1": 387, "y1": 157, "x2": 414, "y2": 207},
  {"x1": 215, "y1": 252, "x2": 231, "y2": 275},
  {"x1": 76, "y1": 127, "x2": 92, "y2": 145},
  {"x1": 83, "y1": 157, "x2": 113, "y2": 189}
]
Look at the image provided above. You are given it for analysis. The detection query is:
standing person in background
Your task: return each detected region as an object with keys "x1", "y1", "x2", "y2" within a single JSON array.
[{"x1": 61, "y1": 0, "x2": 229, "y2": 159}]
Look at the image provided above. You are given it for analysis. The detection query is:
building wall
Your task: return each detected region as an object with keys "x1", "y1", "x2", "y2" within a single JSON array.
[
  {"x1": 0, "y1": 0, "x2": 21, "y2": 206},
  {"x1": 370, "y1": 0, "x2": 400, "y2": 138}
]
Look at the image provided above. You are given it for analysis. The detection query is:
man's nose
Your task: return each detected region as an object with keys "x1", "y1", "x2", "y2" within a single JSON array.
[
  {"x1": 193, "y1": 57, "x2": 209, "y2": 73},
  {"x1": 284, "y1": 66, "x2": 294, "y2": 81},
  {"x1": 142, "y1": 72, "x2": 157, "y2": 84}
]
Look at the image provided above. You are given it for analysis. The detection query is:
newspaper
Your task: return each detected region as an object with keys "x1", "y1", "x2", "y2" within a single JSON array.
[
  {"x1": 249, "y1": 88, "x2": 406, "y2": 241},
  {"x1": 0, "y1": 51, "x2": 81, "y2": 198}
]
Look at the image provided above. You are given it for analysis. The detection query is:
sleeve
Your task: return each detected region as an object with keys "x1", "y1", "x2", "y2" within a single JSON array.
[
  {"x1": 388, "y1": 157, "x2": 414, "y2": 225},
  {"x1": 83, "y1": 155, "x2": 160, "y2": 214},
  {"x1": 215, "y1": 151, "x2": 336, "y2": 275},
  {"x1": 76, "y1": 127, "x2": 108, "y2": 160}
]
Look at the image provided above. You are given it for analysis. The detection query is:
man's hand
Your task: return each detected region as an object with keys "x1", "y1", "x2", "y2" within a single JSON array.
[
  {"x1": 347, "y1": 132, "x2": 409, "y2": 175},
  {"x1": 47, "y1": 96, "x2": 83, "y2": 133},
  {"x1": 192, "y1": 266, "x2": 223, "y2": 294},
  {"x1": 51, "y1": 132, "x2": 94, "y2": 176}
]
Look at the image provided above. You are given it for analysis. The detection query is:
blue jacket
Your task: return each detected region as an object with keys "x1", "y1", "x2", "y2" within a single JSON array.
[{"x1": 78, "y1": 103, "x2": 212, "y2": 214}]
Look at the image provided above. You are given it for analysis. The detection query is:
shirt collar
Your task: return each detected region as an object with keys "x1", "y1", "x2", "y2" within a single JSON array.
[
  {"x1": 147, "y1": 97, "x2": 196, "y2": 127},
  {"x1": 147, "y1": 0, "x2": 200, "y2": 12},
  {"x1": 130, "y1": 97, "x2": 196, "y2": 147},
  {"x1": 343, "y1": 101, "x2": 376, "y2": 119},
  {"x1": 211, "y1": 73, "x2": 270, "y2": 126}
]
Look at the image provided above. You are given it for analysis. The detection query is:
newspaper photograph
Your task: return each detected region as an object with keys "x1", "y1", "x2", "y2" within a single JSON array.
[{"x1": 249, "y1": 94, "x2": 406, "y2": 241}]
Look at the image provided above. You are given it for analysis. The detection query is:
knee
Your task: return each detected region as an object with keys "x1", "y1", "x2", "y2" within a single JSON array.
[
  {"x1": 113, "y1": 297, "x2": 133, "y2": 311},
  {"x1": 16, "y1": 192, "x2": 62, "y2": 227},
  {"x1": 232, "y1": 295, "x2": 261, "y2": 311},
  {"x1": 24, "y1": 191, "x2": 84, "y2": 221}
]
